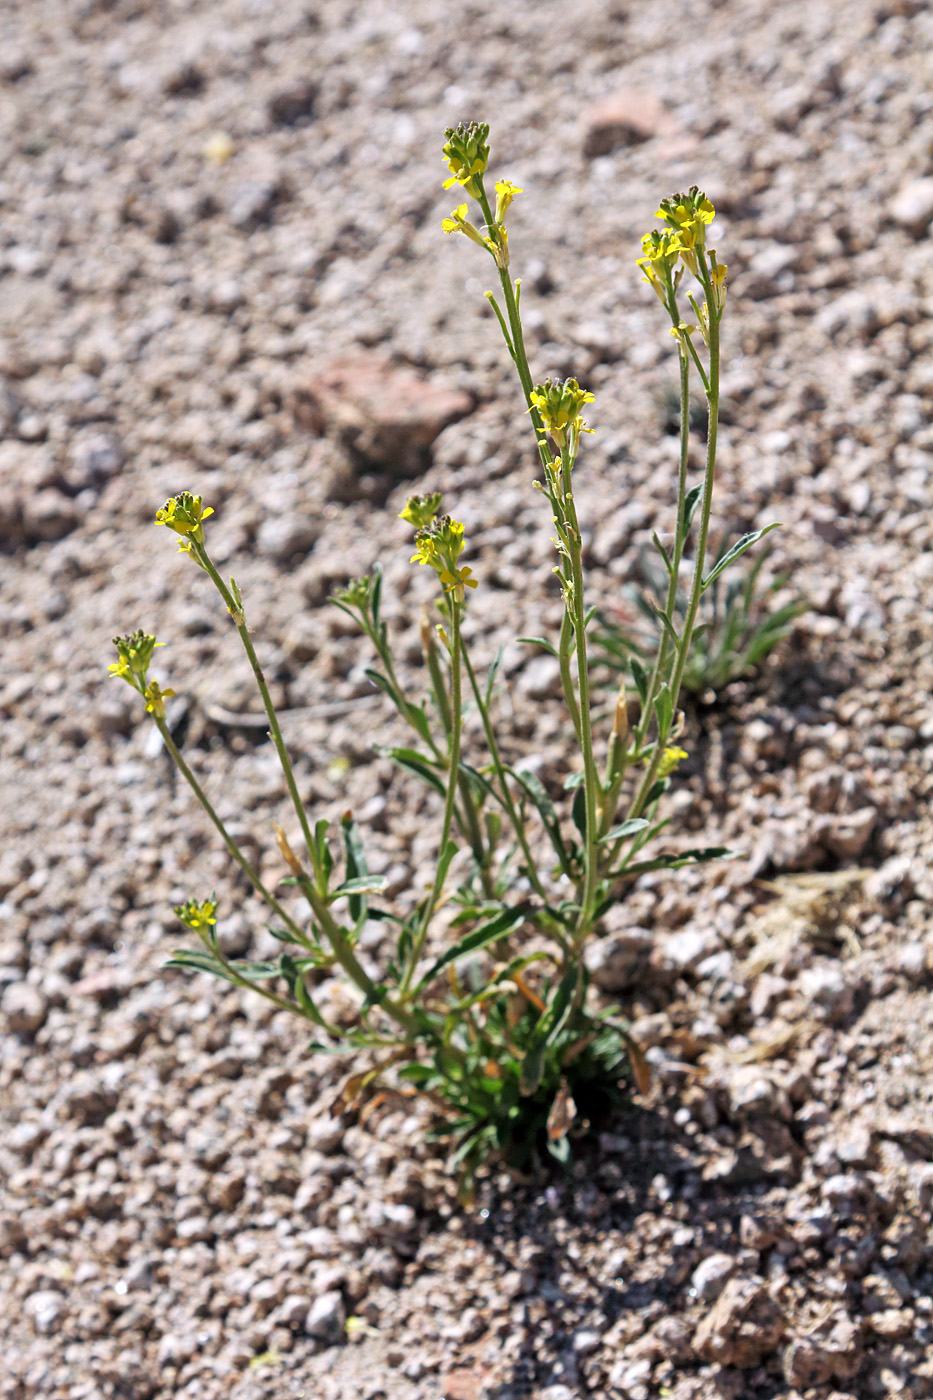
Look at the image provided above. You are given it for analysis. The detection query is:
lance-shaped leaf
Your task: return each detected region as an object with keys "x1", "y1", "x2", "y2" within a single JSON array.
[
  {"x1": 682, "y1": 483, "x2": 704, "y2": 537},
  {"x1": 509, "y1": 766, "x2": 571, "y2": 872},
  {"x1": 518, "y1": 636, "x2": 559, "y2": 658},
  {"x1": 340, "y1": 815, "x2": 369, "y2": 923},
  {"x1": 702, "y1": 524, "x2": 779, "y2": 590},
  {"x1": 413, "y1": 903, "x2": 529, "y2": 993},
  {"x1": 384, "y1": 746, "x2": 447, "y2": 797},
  {"x1": 598, "y1": 817, "x2": 650, "y2": 846}
]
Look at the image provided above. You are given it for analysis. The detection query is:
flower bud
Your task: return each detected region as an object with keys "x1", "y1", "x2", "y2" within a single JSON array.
[
  {"x1": 110, "y1": 631, "x2": 163, "y2": 683},
  {"x1": 399, "y1": 493, "x2": 443, "y2": 530},
  {"x1": 441, "y1": 121, "x2": 490, "y2": 200}
]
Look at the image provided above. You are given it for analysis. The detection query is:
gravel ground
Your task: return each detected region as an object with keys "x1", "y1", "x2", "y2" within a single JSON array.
[{"x1": 2, "y1": 0, "x2": 933, "y2": 1396}]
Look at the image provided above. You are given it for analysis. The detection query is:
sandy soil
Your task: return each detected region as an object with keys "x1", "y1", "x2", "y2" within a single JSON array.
[{"x1": 1, "y1": 0, "x2": 933, "y2": 1396}]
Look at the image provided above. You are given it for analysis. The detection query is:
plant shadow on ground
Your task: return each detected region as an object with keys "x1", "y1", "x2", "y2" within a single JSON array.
[{"x1": 451, "y1": 1104, "x2": 810, "y2": 1400}]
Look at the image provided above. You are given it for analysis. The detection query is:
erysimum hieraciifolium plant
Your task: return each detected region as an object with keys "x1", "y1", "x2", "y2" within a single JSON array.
[{"x1": 110, "y1": 123, "x2": 777, "y2": 1193}]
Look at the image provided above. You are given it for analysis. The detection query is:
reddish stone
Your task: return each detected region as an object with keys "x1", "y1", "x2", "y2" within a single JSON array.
[
  {"x1": 292, "y1": 354, "x2": 473, "y2": 477},
  {"x1": 582, "y1": 88, "x2": 676, "y2": 157}
]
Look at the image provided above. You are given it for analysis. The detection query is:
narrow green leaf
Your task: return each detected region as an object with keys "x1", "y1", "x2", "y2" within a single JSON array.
[
  {"x1": 649, "y1": 604, "x2": 679, "y2": 647},
  {"x1": 598, "y1": 818, "x2": 650, "y2": 845},
  {"x1": 386, "y1": 747, "x2": 446, "y2": 797},
  {"x1": 518, "y1": 636, "x2": 559, "y2": 658},
  {"x1": 484, "y1": 645, "x2": 504, "y2": 709},
  {"x1": 519, "y1": 962, "x2": 578, "y2": 1096},
  {"x1": 702, "y1": 524, "x2": 780, "y2": 590},
  {"x1": 333, "y1": 875, "x2": 388, "y2": 897},
  {"x1": 630, "y1": 657, "x2": 649, "y2": 705},
  {"x1": 227, "y1": 959, "x2": 282, "y2": 981},
  {"x1": 164, "y1": 949, "x2": 239, "y2": 983},
  {"x1": 509, "y1": 767, "x2": 570, "y2": 870},
  {"x1": 280, "y1": 952, "x2": 329, "y2": 1026},
  {"x1": 518, "y1": 1040, "x2": 546, "y2": 1097},
  {"x1": 653, "y1": 682, "x2": 674, "y2": 739},
  {"x1": 571, "y1": 785, "x2": 587, "y2": 841},
  {"x1": 436, "y1": 838, "x2": 458, "y2": 888},
  {"x1": 370, "y1": 565, "x2": 383, "y2": 627},
  {"x1": 682, "y1": 483, "x2": 704, "y2": 535},
  {"x1": 606, "y1": 845, "x2": 739, "y2": 880},
  {"x1": 407, "y1": 704, "x2": 433, "y2": 746},
  {"x1": 414, "y1": 904, "x2": 528, "y2": 992},
  {"x1": 340, "y1": 813, "x2": 368, "y2": 923},
  {"x1": 644, "y1": 776, "x2": 671, "y2": 807},
  {"x1": 651, "y1": 532, "x2": 674, "y2": 579},
  {"x1": 563, "y1": 771, "x2": 586, "y2": 790}
]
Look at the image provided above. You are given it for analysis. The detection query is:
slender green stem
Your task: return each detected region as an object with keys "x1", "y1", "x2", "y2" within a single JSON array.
[
  {"x1": 599, "y1": 685, "x2": 632, "y2": 838},
  {"x1": 195, "y1": 546, "x2": 319, "y2": 878},
  {"x1": 422, "y1": 608, "x2": 452, "y2": 735},
  {"x1": 632, "y1": 335, "x2": 691, "y2": 757},
  {"x1": 153, "y1": 715, "x2": 308, "y2": 943},
  {"x1": 304, "y1": 884, "x2": 421, "y2": 1038},
  {"x1": 423, "y1": 609, "x2": 489, "y2": 886},
  {"x1": 371, "y1": 623, "x2": 444, "y2": 763},
  {"x1": 460, "y1": 639, "x2": 548, "y2": 901},
  {"x1": 557, "y1": 447, "x2": 600, "y2": 937},
  {"x1": 476, "y1": 182, "x2": 551, "y2": 471},
  {"x1": 401, "y1": 601, "x2": 464, "y2": 993},
  {"x1": 627, "y1": 266, "x2": 722, "y2": 823},
  {"x1": 666, "y1": 269, "x2": 721, "y2": 713}
]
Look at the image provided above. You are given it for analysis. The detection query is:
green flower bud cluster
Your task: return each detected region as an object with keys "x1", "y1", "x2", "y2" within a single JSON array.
[
  {"x1": 397, "y1": 492, "x2": 443, "y2": 530},
  {"x1": 332, "y1": 575, "x2": 375, "y2": 612},
  {"x1": 109, "y1": 630, "x2": 162, "y2": 682},
  {"x1": 441, "y1": 122, "x2": 490, "y2": 199}
]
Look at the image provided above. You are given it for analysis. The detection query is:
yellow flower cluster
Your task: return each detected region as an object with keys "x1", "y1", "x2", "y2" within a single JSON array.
[
  {"x1": 439, "y1": 124, "x2": 520, "y2": 270},
  {"x1": 175, "y1": 896, "x2": 218, "y2": 931},
  {"x1": 155, "y1": 492, "x2": 214, "y2": 548},
  {"x1": 637, "y1": 187, "x2": 727, "y2": 318},
  {"x1": 402, "y1": 501, "x2": 478, "y2": 603},
  {"x1": 528, "y1": 377, "x2": 595, "y2": 454}
]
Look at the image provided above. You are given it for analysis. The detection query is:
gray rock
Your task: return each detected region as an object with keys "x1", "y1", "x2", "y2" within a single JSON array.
[
  {"x1": 304, "y1": 1289, "x2": 346, "y2": 1344},
  {"x1": 584, "y1": 928, "x2": 652, "y2": 991},
  {"x1": 691, "y1": 1252, "x2": 737, "y2": 1302},
  {"x1": 228, "y1": 180, "x2": 279, "y2": 229},
  {"x1": 692, "y1": 1276, "x2": 786, "y2": 1367},
  {"x1": 0, "y1": 1214, "x2": 28, "y2": 1257},
  {"x1": 890, "y1": 177, "x2": 933, "y2": 236},
  {"x1": 798, "y1": 963, "x2": 856, "y2": 1023},
  {"x1": 657, "y1": 926, "x2": 719, "y2": 973},
  {"x1": 67, "y1": 433, "x2": 124, "y2": 490},
  {"x1": 25, "y1": 1291, "x2": 65, "y2": 1334},
  {"x1": 268, "y1": 80, "x2": 317, "y2": 127},
  {"x1": 892, "y1": 942, "x2": 928, "y2": 983},
  {"x1": 582, "y1": 88, "x2": 674, "y2": 156},
  {"x1": 256, "y1": 513, "x2": 319, "y2": 561},
  {"x1": 2, "y1": 981, "x2": 48, "y2": 1035}
]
